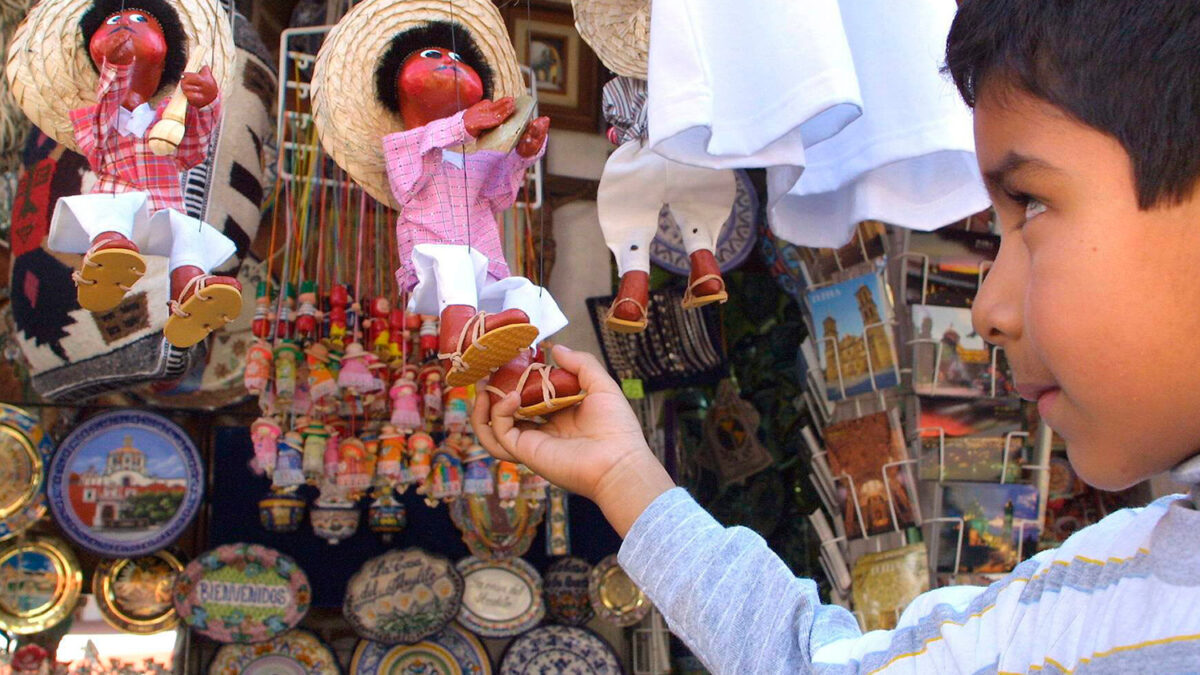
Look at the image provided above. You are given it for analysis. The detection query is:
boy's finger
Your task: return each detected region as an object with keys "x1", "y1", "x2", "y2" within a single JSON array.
[
  {"x1": 489, "y1": 391, "x2": 524, "y2": 456},
  {"x1": 470, "y1": 389, "x2": 519, "y2": 462},
  {"x1": 550, "y1": 345, "x2": 621, "y2": 395}
]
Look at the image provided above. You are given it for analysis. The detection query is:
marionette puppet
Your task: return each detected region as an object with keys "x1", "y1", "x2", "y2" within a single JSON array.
[
  {"x1": 7, "y1": 0, "x2": 241, "y2": 349},
  {"x1": 312, "y1": 0, "x2": 585, "y2": 420}
]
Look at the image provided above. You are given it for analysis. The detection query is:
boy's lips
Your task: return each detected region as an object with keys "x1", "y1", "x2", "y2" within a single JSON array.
[{"x1": 1015, "y1": 383, "x2": 1059, "y2": 402}]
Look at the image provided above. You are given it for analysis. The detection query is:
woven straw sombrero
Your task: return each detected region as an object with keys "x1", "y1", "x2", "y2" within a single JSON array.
[
  {"x1": 5, "y1": 0, "x2": 235, "y2": 153},
  {"x1": 572, "y1": 0, "x2": 648, "y2": 79},
  {"x1": 311, "y1": 0, "x2": 523, "y2": 209}
]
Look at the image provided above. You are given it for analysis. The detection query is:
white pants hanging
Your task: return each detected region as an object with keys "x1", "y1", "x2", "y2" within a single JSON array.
[
  {"x1": 597, "y1": 141, "x2": 737, "y2": 276},
  {"x1": 407, "y1": 243, "x2": 568, "y2": 346},
  {"x1": 47, "y1": 191, "x2": 237, "y2": 272}
]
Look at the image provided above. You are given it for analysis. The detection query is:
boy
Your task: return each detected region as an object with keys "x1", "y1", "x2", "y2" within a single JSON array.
[{"x1": 473, "y1": 0, "x2": 1200, "y2": 672}]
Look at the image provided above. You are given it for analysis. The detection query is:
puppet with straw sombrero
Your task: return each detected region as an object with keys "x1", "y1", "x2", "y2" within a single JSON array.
[
  {"x1": 6, "y1": 0, "x2": 240, "y2": 349},
  {"x1": 312, "y1": 0, "x2": 585, "y2": 421}
]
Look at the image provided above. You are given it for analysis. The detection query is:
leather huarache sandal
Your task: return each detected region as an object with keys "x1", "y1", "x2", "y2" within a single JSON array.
[
  {"x1": 440, "y1": 311, "x2": 539, "y2": 387},
  {"x1": 487, "y1": 361, "x2": 588, "y2": 422},
  {"x1": 680, "y1": 273, "x2": 728, "y2": 310},
  {"x1": 604, "y1": 296, "x2": 650, "y2": 334},
  {"x1": 73, "y1": 240, "x2": 146, "y2": 312},
  {"x1": 163, "y1": 274, "x2": 243, "y2": 348}
]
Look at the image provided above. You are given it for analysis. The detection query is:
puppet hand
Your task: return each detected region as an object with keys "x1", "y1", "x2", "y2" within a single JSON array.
[
  {"x1": 103, "y1": 32, "x2": 135, "y2": 66},
  {"x1": 472, "y1": 345, "x2": 674, "y2": 537},
  {"x1": 516, "y1": 116, "x2": 550, "y2": 158},
  {"x1": 181, "y1": 66, "x2": 218, "y2": 108},
  {"x1": 463, "y1": 97, "x2": 515, "y2": 138}
]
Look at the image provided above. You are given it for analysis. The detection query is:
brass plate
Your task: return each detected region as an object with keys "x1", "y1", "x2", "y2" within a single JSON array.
[
  {"x1": 0, "y1": 424, "x2": 42, "y2": 521},
  {"x1": 588, "y1": 554, "x2": 649, "y2": 628},
  {"x1": 94, "y1": 550, "x2": 185, "y2": 634},
  {"x1": 0, "y1": 536, "x2": 82, "y2": 634}
]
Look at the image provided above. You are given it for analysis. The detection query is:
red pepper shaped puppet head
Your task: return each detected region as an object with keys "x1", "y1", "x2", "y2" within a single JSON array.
[
  {"x1": 375, "y1": 21, "x2": 494, "y2": 129},
  {"x1": 80, "y1": 0, "x2": 189, "y2": 102}
]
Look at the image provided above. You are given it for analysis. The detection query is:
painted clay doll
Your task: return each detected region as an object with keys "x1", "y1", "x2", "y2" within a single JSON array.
[
  {"x1": 249, "y1": 416, "x2": 281, "y2": 477},
  {"x1": 389, "y1": 365, "x2": 422, "y2": 432},
  {"x1": 295, "y1": 280, "x2": 321, "y2": 342},
  {"x1": 312, "y1": 0, "x2": 586, "y2": 420},
  {"x1": 8, "y1": 0, "x2": 241, "y2": 348},
  {"x1": 462, "y1": 442, "x2": 494, "y2": 496},
  {"x1": 407, "y1": 430, "x2": 434, "y2": 483},
  {"x1": 376, "y1": 424, "x2": 405, "y2": 486}
]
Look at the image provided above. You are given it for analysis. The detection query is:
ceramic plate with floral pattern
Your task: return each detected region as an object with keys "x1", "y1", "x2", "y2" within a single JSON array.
[
  {"x1": 350, "y1": 623, "x2": 490, "y2": 675},
  {"x1": 543, "y1": 557, "x2": 594, "y2": 627},
  {"x1": 499, "y1": 625, "x2": 622, "y2": 675},
  {"x1": 209, "y1": 629, "x2": 341, "y2": 674},
  {"x1": 344, "y1": 548, "x2": 463, "y2": 644}
]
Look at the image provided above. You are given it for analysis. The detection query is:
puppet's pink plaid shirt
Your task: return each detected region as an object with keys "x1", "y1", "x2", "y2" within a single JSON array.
[
  {"x1": 69, "y1": 62, "x2": 220, "y2": 213},
  {"x1": 383, "y1": 110, "x2": 542, "y2": 290}
]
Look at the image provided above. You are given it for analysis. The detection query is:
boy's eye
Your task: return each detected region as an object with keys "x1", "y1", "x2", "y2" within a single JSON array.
[
  {"x1": 1024, "y1": 197, "x2": 1047, "y2": 221},
  {"x1": 420, "y1": 49, "x2": 442, "y2": 58},
  {"x1": 448, "y1": 52, "x2": 463, "y2": 62},
  {"x1": 129, "y1": 13, "x2": 147, "y2": 23}
]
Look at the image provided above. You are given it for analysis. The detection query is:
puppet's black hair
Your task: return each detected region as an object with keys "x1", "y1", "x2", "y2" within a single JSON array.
[
  {"x1": 80, "y1": 0, "x2": 189, "y2": 90},
  {"x1": 375, "y1": 20, "x2": 494, "y2": 112}
]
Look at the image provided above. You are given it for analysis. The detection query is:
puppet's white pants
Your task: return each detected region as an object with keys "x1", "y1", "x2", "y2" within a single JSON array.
[
  {"x1": 597, "y1": 141, "x2": 736, "y2": 275},
  {"x1": 406, "y1": 243, "x2": 567, "y2": 346},
  {"x1": 48, "y1": 191, "x2": 236, "y2": 272}
]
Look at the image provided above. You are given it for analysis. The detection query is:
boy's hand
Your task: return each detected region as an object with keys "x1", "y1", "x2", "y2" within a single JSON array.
[
  {"x1": 472, "y1": 345, "x2": 675, "y2": 537},
  {"x1": 463, "y1": 97, "x2": 515, "y2": 138},
  {"x1": 103, "y1": 32, "x2": 135, "y2": 66},
  {"x1": 180, "y1": 66, "x2": 218, "y2": 108},
  {"x1": 516, "y1": 116, "x2": 549, "y2": 158}
]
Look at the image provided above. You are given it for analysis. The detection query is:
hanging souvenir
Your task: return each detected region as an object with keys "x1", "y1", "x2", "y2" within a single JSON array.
[
  {"x1": 258, "y1": 493, "x2": 306, "y2": 533},
  {"x1": 343, "y1": 548, "x2": 463, "y2": 645},
  {"x1": 450, "y1": 493, "x2": 546, "y2": 560},
  {"x1": 0, "y1": 404, "x2": 54, "y2": 543},
  {"x1": 361, "y1": 433, "x2": 381, "y2": 485},
  {"x1": 423, "y1": 446, "x2": 464, "y2": 506},
  {"x1": 310, "y1": 0, "x2": 586, "y2": 421},
  {"x1": 387, "y1": 308, "x2": 407, "y2": 362},
  {"x1": 367, "y1": 490, "x2": 407, "y2": 543},
  {"x1": 338, "y1": 342, "x2": 377, "y2": 395},
  {"x1": 365, "y1": 355, "x2": 391, "y2": 412},
  {"x1": 47, "y1": 410, "x2": 203, "y2": 557},
  {"x1": 462, "y1": 443, "x2": 495, "y2": 496},
  {"x1": 420, "y1": 364, "x2": 445, "y2": 425},
  {"x1": 407, "y1": 431, "x2": 435, "y2": 484},
  {"x1": 704, "y1": 379, "x2": 774, "y2": 486},
  {"x1": 390, "y1": 365, "x2": 422, "y2": 432},
  {"x1": 444, "y1": 386, "x2": 471, "y2": 433},
  {"x1": 173, "y1": 543, "x2": 311, "y2": 644},
  {"x1": 337, "y1": 436, "x2": 373, "y2": 492},
  {"x1": 323, "y1": 426, "x2": 342, "y2": 482},
  {"x1": 244, "y1": 340, "x2": 273, "y2": 396},
  {"x1": 295, "y1": 281, "x2": 321, "y2": 343},
  {"x1": 0, "y1": 535, "x2": 82, "y2": 635},
  {"x1": 272, "y1": 431, "x2": 306, "y2": 490},
  {"x1": 209, "y1": 629, "x2": 340, "y2": 675},
  {"x1": 301, "y1": 418, "x2": 330, "y2": 482},
  {"x1": 545, "y1": 486, "x2": 570, "y2": 557},
  {"x1": 456, "y1": 557, "x2": 545, "y2": 638},
  {"x1": 251, "y1": 281, "x2": 273, "y2": 339},
  {"x1": 495, "y1": 461, "x2": 521, "y2": 506},
  {"x1": 589, "y1": 554, "x2": 650, "y2": 627},
  {"x1": 349, "y1": 623, "x2": 491, "y2": 675},
  {"x1": 366, "y1": 296, "x2": 392, "y2": 354},
  {"x1": 418, "y1": 315, "x2": 438, "y2": 362},
  {"x1": 8, "y1": 0, "x2": 240, "y2": 349},
  {"x1": 310, "y1": 483, "x2": 360, "y2": 546},
  {"x1": 376, "y1": 425, "x2": 406, "y2": 485},
  {"x1": 249, "y1": 417, "x2": 281, "y2": 477},
  {"x1": 518, "y1": 467, "x2": 549, "y2": 502},
  {"x1": 498, "y1": 626, "x2": 621, "y2": 675},
  {"x1": 93, "y1": 550, "x2": 184, "y2": 634},
  {"x1": 305, "y1": 343, "x2": 340, "y2": 404},
  {"x1": 543, "y1": 557, "x2": 594, "y2": 627},
  {"x1": 274, "y1": 341, "x2": 302, "y2": 402},
  {"x1": 327, "y1": 284, "x2": 350, "y2": 348}
]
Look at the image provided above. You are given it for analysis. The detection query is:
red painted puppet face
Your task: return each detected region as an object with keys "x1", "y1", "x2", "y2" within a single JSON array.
[
  {"x1": 88, "y1": 9, "x2": 168, "y2": 69},
  {"x1": 397, "y1": 47, "x2": 484, "y2": 120}
]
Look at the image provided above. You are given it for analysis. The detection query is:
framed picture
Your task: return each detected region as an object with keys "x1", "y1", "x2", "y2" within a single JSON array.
[{"x1": 507, "y1": 6, "x2": 601, "y2": 132}]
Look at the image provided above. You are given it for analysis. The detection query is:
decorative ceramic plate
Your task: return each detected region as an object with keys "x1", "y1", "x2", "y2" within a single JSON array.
[
  {"x1": 588, "y1": 554, "x2": 649, "y2": 628},
  {"x1": 449, "y1": 494, "x2": 546, "y2": 560},
  {"x1": 0, "y1": 535, "x2": 82, "y2": 634},
  {"x1": 209, "y1": 629, "x2": 341, "y2": 675},
  {"x1": 0, "y1": 404, "x2": 54, "y2": 542},
  {"x1": 543, "y1": 557, "x2": 594, "y2": 627},
  {"x1": 47, "y1": 410, "x2": 203, "y2": 557},
  {"x1": 349, "y1": 623, "x2": 491, "y2": 675},
  {"x1": 173, "y1": 543, "x2": 311, "y2": 644},
  {"x1": 455, "y1": 557, "x2": 544, "y2": 638},
  {"x1": 650, "y1": 169, "x2": 757, "y2": 276},
  {"x1": 94, "y1": 549, "x2": 185, "y2": 634},
  {"x1": 499, "y1": 625, "x2": 622, "y2": 675},
  {"x1": 344, "y1": 548, "x2": 463, "y2": 645}
]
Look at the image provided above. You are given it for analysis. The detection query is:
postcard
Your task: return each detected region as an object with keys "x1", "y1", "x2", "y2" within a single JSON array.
[
  {"x1": 936, "y1": 482, "x2": 1040, "y2": 574},
  {"x1": 823, "y1": 411, "x2": 917, "y2": 539},
  {"x1": 806, "y1": 270, "x2": 900, "y2": 401},
  {"x1": 910, "y1": 304, "x2": 1014, "y2": 398}
]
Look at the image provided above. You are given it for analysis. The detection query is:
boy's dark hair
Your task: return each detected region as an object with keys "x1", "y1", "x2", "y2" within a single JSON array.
[
  {"x1": 945, "y1": 0, "x2": 1200, "y2": 209},
  {"x1": 375, "y1": 20, "x2": 495, "y2": 113},
  {"x1": 80, "y1": 0, "x2": 189, "y2": 89}
]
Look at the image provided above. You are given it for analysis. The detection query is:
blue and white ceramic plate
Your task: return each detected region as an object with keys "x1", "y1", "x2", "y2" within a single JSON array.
[
  {"x1": 350, "y1": 623, "x2": 491, "y2": 675},
  {"x1": 47, "y1": 410, "x2": 203, "y2": 557},
  {"x1": 0, "y1": 404, "x2": 54, "y2": 543},
  {"x1": 499, "y1": 625, "x2": 622, "y2": 675},
  {"x1": 650, "y1": 169, "x2": 757, "y2": 276}
]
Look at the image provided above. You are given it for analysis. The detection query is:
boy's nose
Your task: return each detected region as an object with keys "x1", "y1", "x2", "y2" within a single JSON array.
[{"x1": 971, "y1": 240, "x2": 1024, "y2": 346}]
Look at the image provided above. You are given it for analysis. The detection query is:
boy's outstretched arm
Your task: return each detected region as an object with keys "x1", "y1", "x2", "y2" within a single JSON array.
[{"x1": 473, "y1": 345, "x2": 1022, "y2": 674}]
